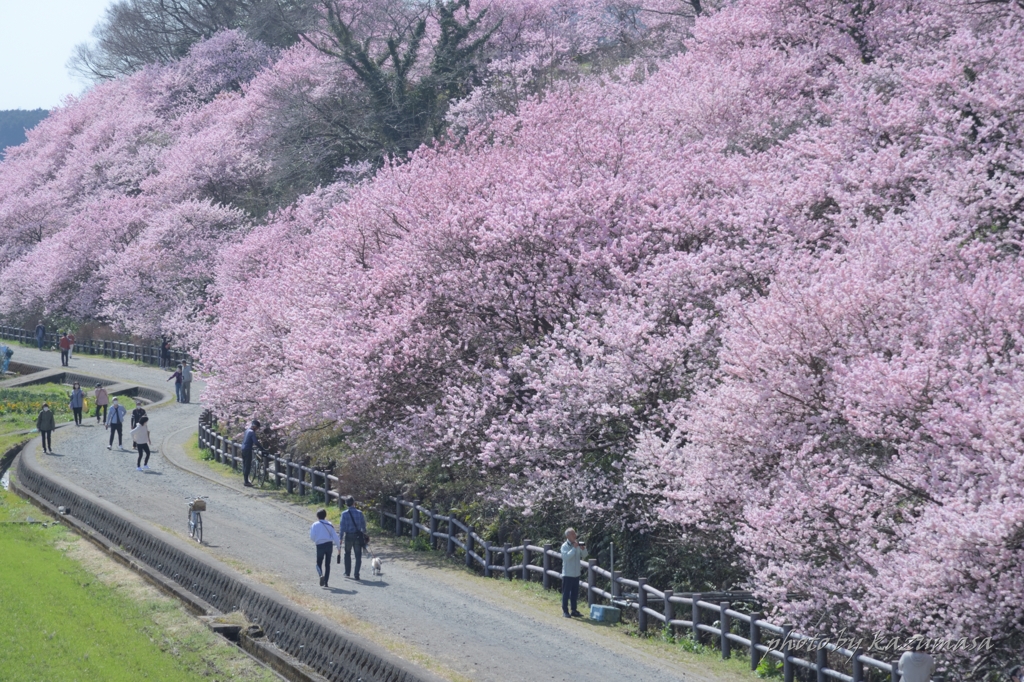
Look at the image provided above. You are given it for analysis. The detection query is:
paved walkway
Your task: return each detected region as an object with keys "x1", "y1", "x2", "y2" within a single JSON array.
[{"x1": 7, "y1": 346, "x2": 743, "y2": 682}]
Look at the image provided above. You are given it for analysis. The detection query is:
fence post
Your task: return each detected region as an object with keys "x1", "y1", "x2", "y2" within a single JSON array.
[
  {"x1": 889, "y1": 660, "x2": 900, "y2": 682},
  {"x1": 503, "y1": 543, "x2": 511, "y2": 580},
  {"x1": 286, "y1": 459, "x2": 294, "y2": 494},
  {"x1": 380, "y1": 500, "x2": 386, "y2": 529},
  {"x1": 587, "y1": 559, "x2": 596, "y2": 607},
  {"x1": 429, "y1": 509, "x2": 439, "y2": 550},
  {"x1": 412, "y1": 501, "x2": 420, "y2": 538},
  {"x1": 484, "y1": 542, "x2": 492, "y2": 578},
  {"x1": 447, "y1": 514, "x2": 455, "y2": 556},
  {"x1": 637, "y1": 578, "x2": 648, "y2": 633},
  {"x1": 782, "y1": 624, "x2": 793, "y2": 682},
  {"x1": 817, "y1": 646, "x2": 828, "y2": 682},
  {"x1": 851, "y1": 649, "x2": 864, "y2": 682},
  {"x1": 322, "y1": 471, "x2": 329, "y2": 505},
  {"x1": 720, "y1": 601, "x2": 731, "y2": 659},
  {"x1": 297, "y1": 465, "x2": 305, "y2": 496},
  {"x1": 395, "y1": 497, "x2": 403, "y2": 535},
  {"x1": 542, "y1": 544, "x2": 552, "y2": 590},
  {"x1": 664, "y1": 590, "x2": 674, "y2": 638},
  {"x1": 750, "y1": 612, "x2": 763, "y2": 670},
  {"x1": 522, "y1": 540, "x2": 532, "y2": 582},
  {"x1": 465, "y1": 526, "x2": 475, "y2": 568},
  {"x1": 692, "y1": 593, "x2": 702, "y2": 644}
]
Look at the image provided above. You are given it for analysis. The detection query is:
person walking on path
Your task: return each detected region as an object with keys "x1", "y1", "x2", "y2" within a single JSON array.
[
  {"x1": 105, "y1": 397, "x2": 127, "y2": 450},
  {"x1": 167, "y1": 364, "x2": 183, "y2": 402},
  {"x1": 58, "y1": 333, "x2": 71, "y2": 366},
  {"x1": 309, "y1": 508, "x2": 341, "y2": 587},
  {"x1": 160, "y1": 339, "x2": 171, "y2": 370},
  {"x1": 69, "y1": 382, "x2": 85, "y2": 426},
  {"x1": 180, "y1": 361, "x2": 193, "y2": 403},
  {"x1": 898, "y1": 642, "x2": 936, "y2": 682},
  {"x1": 560, "y1": 528, "x2": 588, "y2": 618},
  {"x1": 67, "y1": 332, "x2": 75, "y2": 360},
  {"x1": 36, "y1": 403, "x2": 55, "y2": 453},
  {"x1": 240, "y1": 419, "x2": 260, "y2": 487},
  {"x1": 131, "y1": 404, "x2": 147, "y2": 429},
  {"x1": 94, "y1": 384, "x2": 108, "y2": 423},
  {"x1": 34, "y1": 321, "x2": 45, "y2": 351},
  {"x1": 131, "y1": 415, "x2": 152, "y2": 470},
  {"x1": 340, "y1": 497, "x2": 367, "y2": 581}
]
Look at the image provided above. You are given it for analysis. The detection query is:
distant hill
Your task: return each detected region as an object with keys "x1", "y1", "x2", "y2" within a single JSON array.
[{"x1": 0, "y1": 109, "x2": 49, "y2": 158}]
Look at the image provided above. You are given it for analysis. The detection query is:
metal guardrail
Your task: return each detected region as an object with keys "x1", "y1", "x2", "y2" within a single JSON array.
[{"x1": 0, "y1": 325, "x2": 188, "y2": 366}]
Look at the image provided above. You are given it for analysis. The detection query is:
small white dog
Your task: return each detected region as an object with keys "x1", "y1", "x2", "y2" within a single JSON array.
[{"x1": 371, "y1": 556, "x2": 383, "y2": 576}]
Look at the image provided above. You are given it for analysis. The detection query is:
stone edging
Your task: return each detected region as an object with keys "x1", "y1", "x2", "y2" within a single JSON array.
[{"x1": 13, "y1": 443, "x2": 444, "y2": 682}]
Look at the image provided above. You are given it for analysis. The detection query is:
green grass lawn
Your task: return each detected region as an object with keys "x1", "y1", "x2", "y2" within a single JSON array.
[
  {"x1": 0, "y1": 384, "x2": 135, "y2": 434},
  {"x1": 0, "y1": 488, "x2": 277, "y2": 682}
]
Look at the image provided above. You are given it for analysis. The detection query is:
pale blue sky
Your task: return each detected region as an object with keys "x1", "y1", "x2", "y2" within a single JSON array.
[{"x1": 0, "y1": 0, "x2": 116, "y2": 110}]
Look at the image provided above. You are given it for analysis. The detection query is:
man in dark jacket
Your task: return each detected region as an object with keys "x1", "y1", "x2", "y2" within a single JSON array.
[
  {"x1": 240, "y1": 419, "x2": 260, "y2": 487},
  {"x1": 340, "y1": 497, "x2": 368, "y2": 581},
  {"x1": 36, "y1": 403, "x2": 56, "y2": 453},
  {"x1": 34, "y1": 321, "x2": 45, "y2": 351}
]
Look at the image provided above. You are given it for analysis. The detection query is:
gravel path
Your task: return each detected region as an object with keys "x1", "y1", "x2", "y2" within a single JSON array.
[{"x1": 10, "y1": 346, "x2": 744, "y2": 682}]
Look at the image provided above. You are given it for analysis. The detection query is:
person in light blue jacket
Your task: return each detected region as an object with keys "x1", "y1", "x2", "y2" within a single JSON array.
[{"x1": 560, "y1": 528, "x2": 588, "y2": 618}]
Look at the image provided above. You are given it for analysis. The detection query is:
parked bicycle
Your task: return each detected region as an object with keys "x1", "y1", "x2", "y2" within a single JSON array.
[
  {"x1": 187, "y1": 496, "x2": 208, "y2": 543},
  {"x1": 252, "y1": 447, "x2": 269, "y2": 488}
]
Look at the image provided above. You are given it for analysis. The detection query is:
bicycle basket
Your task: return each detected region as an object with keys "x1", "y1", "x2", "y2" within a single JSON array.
[{"x1": 190, "y1": 499, "x2": 207, "y2": 511}]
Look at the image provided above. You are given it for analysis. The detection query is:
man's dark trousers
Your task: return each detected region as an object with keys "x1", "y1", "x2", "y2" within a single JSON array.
[
  {"x1": 344, "y1": 533, "x2": 362, "y2": 578},
  {"x1": 316, "y1": 542, "x2": 333, "y2": 583},
  {"x1": 108, "y1": 422, "x2": 123, "y2": 447},
  {"x1": 562, "y1": 576, "x2": 581, "y2": 614},
  {"x1": 241, "y1": 447, "x2": 253, "y2": 483}
]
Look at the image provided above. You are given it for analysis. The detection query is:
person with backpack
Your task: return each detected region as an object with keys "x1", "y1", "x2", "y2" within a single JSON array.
[
  {"x1": 94, "y1": 384, "x2": 109, "y2": 423},
  {"x1": 180, "y1": 361, "x2": 193, "y2": 404},
  {"x1": 131, "y1": 415, "x2": 152, "y2": 471},
  {"x1": 69, "y1": 382, "x2": 85, "y2": 426},
  {"x1": 105, "y1": 397, "x2": 127, "y2": 450},
  {"x1": 339, "y1": 497, "x2": 368, "y2": 581},
  {"x1": 58, "y1": 333, "x2": 71, "y2": 366},
  {"x1": 309, "y1": 508, "x2": 341, "y2": 587},
  {"x1": 36, "y1": 403, "x2": 55, "y2": 453},
  {"x1": 166, "y1": 364, "x2": 183, "y2": 402}
]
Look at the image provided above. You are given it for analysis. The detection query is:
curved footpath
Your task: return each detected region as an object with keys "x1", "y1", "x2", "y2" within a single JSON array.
[{"x1": 6, "y1": 346, "x2": 742, "y2": 682}]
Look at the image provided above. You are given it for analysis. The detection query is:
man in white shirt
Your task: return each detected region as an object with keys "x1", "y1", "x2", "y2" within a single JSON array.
[{"x1": 309, "y1": 509, "x2": 341, "y2": 587}]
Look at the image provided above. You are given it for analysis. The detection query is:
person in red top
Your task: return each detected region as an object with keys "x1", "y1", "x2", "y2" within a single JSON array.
[{"x1": 58, "y1": 333, "x2": 71, "y2": 367}]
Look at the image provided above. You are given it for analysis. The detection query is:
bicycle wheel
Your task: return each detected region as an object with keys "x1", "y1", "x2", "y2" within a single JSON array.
[
  {"x1": 188, "y1": 511, "x2": 194, "y2": 538},
  {"x1": 194, "y1": 513, "x2": 203, "y2": 544},
  {"x1": 255, "y1": 457, "x2": 267, "y2": 487}
]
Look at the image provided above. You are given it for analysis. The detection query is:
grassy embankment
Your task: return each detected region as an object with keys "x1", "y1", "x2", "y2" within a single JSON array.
[
  {"x1": 0, "y1": 489, "x2": 278, "y2": 681},
  {"x1": 0, "y1": 387, "x2": 275, "y2": 682}
]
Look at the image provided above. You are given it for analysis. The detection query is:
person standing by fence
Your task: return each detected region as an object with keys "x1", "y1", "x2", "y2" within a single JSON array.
[
  {"x1": 69, "y1": 382, "x2": 84, "y2": 426},
  {"x1": 34, "y1": 321, "x2": 45, "y2": 351},
  {"x1": 180, "y1": 361, "x2": 193, "y2": 403},
  {"x1": 898, "y1": 641, "x2": 935, "y2": 682},
  {"x1": 94, "y1": 384, "x2": 108, "y2": 423},
  {"x1": 106, "y1": 397, "x2": 127, "y2": 450},
  {"x1": 560, "y1": 528, "x2": 587, "y2": 618},
  {"x1": 167, "y1": 364, "x2": 183, "y2": 402},
  {"x1": 131, "y1": 415, "x2": 152, "y2": 471},
  {"x1": 340, "y1": 497, "x2": 367, "y2": 581},
  {"x1": 36, "y1": 403, "x2": 55, "y2": 453},
  {"x1": 160, "y1": 339, "x2": 171, "y2": 369},
  {"x1": 240, "y1": 419, "x2": 260, "y2": 487},
  {"x1": 309, "y1": 509, "x2": 341, "y2": 587},
  {"x1": 58, "y1": 333, "x2": 71, "y2": 366}
]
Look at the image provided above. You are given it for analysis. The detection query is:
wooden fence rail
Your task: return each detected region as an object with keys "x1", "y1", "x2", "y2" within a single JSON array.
[
  {"x1": 0, "y1": 324, "x2": 188, "y2": 366},
  {"x1": 198, "y1": 411, "x2": 910, "y2": 682}
]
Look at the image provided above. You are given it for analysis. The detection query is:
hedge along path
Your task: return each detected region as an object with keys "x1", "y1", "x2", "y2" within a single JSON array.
[
  {"x1": 0, "y1": 489, "x2": 279, "y2": 682},
  {"x1": 12, "y1": 344, "x2": 746, "y2": 682}
]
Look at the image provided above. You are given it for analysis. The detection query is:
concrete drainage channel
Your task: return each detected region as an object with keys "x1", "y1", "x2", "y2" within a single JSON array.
[{"x1": 7, "y1": 393, "x2": 442, "y2": 682}]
